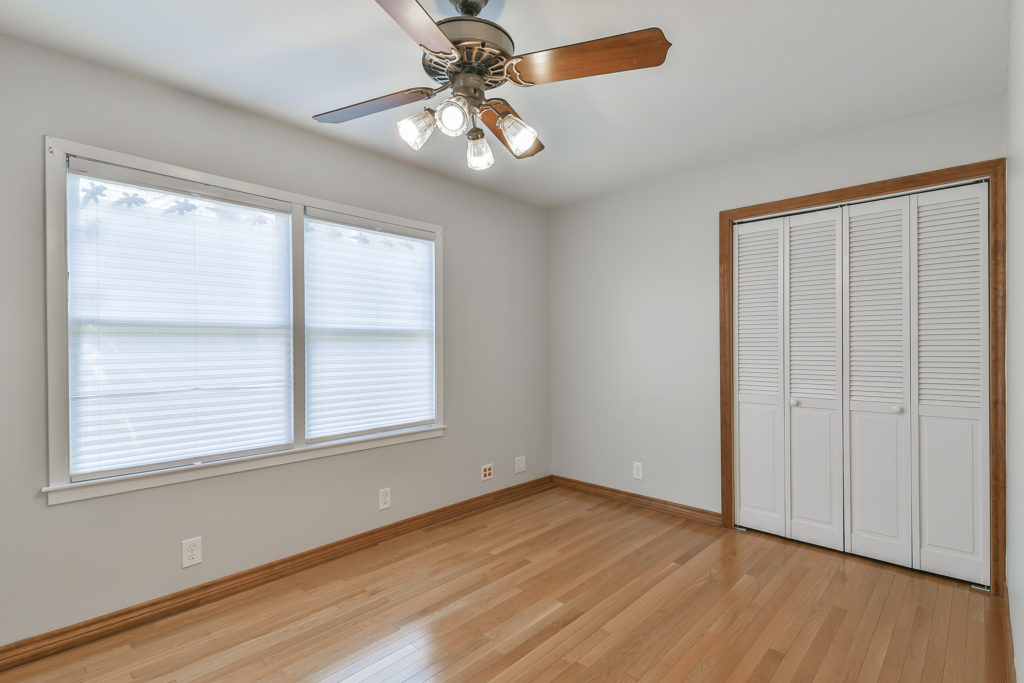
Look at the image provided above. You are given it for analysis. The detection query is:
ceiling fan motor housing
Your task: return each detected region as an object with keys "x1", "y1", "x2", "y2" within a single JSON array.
[
  {"x1": 422, "y1": 16, "x2": 515, "y2": 90},
  {"x1": 452, "y1": 72, "x2": 487, "y2": 104},
  {"x1": 450, "y1": 0, "x2": 489, "y2": 16}
]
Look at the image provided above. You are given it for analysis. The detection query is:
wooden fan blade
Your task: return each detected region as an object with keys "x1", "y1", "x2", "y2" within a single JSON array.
[
  {"x1": 313, "y1": 87, "x2": 437, "y2": 124},
  {"x1": 479, "y1": 100, "x2": 544, "y2": 159},
  {"x1": 376, "y1": 0, "x2": 456, "y2": 56},
  {"x1": 507, "y1": 27, "x2": 671, "y2": 86}
]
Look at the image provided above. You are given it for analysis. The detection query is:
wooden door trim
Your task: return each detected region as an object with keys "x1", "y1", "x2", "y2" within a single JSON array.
[{"x1": 719, "y1": 159, "x2": 1007, "y2": 596}]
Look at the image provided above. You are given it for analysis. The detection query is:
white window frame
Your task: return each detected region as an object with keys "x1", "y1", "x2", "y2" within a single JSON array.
[{"x1": 43, "y1": 137, "x2": 444, "y2": 504}]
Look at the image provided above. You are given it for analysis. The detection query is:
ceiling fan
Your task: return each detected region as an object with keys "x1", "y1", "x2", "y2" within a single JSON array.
[{"x1": 313, "y1": 0, "x2": 671, "y2": 170}]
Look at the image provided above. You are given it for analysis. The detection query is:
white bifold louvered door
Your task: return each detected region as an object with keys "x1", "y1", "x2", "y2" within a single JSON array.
[
  {"x1": 844, "y1": 196, "x2": 914, "y2": 568},
  {"x1": 785, "y1": 209, "x2": 844, "y2": 550},
  {"x1": 912, "y1": 184, "x2": 989, "y2": 585},
  {"x1": 733, "y1": 182, "x2": 990, "y2": 585},
  {"x1": 734, "y1": 219, "x2": 786, "y2": 536}
]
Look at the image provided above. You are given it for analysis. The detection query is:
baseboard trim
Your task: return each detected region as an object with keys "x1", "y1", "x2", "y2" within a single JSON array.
[
  {"x1": 551, "y1": 475, "x2": 722, "y2": 527},
  {"x1": 0, "y1": 475, "x2": 555, "y2": 674}
]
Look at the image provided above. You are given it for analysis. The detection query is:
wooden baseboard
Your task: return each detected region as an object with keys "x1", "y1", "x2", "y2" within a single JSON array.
[
  {"x1": 0, "y1": 475, "x2": 555, "y2": 674},
  {"x1": 551, "y1": 475, "x2": 722, "y2": 527}
]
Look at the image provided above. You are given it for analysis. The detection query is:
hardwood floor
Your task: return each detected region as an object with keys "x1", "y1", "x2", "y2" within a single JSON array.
[{"x1": 3, "y1": 488, "x2": 1014, "y2": 681}]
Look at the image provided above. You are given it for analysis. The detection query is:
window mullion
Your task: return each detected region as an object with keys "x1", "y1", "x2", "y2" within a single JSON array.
[{"x1": 291, "y1": 204, "x2": 307, "y2": 450}]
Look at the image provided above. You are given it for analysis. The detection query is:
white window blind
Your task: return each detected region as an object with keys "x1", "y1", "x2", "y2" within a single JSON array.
[
  {"x1": 67, "y1": 170, "x2": 293, "y2": 480},
  {"x1": 304, "y1": 215, "x2": 436, "y2": 441}
]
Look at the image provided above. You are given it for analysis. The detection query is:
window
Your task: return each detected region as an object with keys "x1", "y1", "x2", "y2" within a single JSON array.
[
  {"x1": 67, "y1": 170, "x2": 293, "y2": 480},
  {"x1": 304, "y1": 213, "x2": 436, "y2": 441},
  {"x1": 45, "y1": 139, "x2": 443, "y2": 503}
]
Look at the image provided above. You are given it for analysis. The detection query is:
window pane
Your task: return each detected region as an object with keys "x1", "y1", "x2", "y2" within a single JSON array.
[
  {"x1": 67, "y1": 173, "x2": 293, "y2": 477},
  {"x1": 305, "y1": 217, "x2": 435, "y2": 440}
]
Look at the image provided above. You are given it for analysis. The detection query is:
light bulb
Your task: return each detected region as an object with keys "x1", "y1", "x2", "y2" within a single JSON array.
[
  {"x1": 435, "y1": 96, "x2": 471, "y2": 137},
  {"x1": 466, "y1": 128, "x2": 494, "y2": 171},
  {"x1": 396, "y1": 109, "x2": 436, "y2": 151},
  {"x1": 497, "y1": 114, "x2": 538, "y2": 156}
]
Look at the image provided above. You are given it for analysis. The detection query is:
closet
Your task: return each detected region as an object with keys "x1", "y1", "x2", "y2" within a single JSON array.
[{"x1": 732, "y1": 182, "x2": 990, "y2": 586}]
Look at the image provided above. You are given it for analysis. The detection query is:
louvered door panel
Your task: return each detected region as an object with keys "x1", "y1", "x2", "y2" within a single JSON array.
[
  {"x1": 917, "y1": 192, "x2": 984, "y2": 409},
  {"x1": 845, "y1": 197, "x2": 913, "y2": 567},
  {"x1": 734, "y1": 219, "x2": 785, "y2": 536},
  {"x1": 848, "y1": 207, "x2": 906, "y2": 404},
  {"x1": 737, "y1": 227, "x2": 782, "y2": 397},
  {"x1": 785, "y1": 209, "x2": 843, "y2": 550},
  {"x1": 913, "y1": 184, "x2": 989, "y2": 585}
]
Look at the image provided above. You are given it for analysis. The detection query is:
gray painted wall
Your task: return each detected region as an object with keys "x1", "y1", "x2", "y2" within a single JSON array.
[
  {"x1": 1004, "y1": 0, "x2": 1023, "y2": 670},
  {"x1": 548, "y1": 96, "x2": 1007, "y2": 513},
  {"x1": 0, "y1": 34, "x2": 550, "y2": 647}
]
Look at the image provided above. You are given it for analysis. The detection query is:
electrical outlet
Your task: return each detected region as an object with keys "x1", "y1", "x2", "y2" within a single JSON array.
[
  {"x1": 481, "y1": 464, "x2": 494, "y2": 480},
  {"x1": 632, "y1": 461, "x2": 643, "y2": 480},
  {"x1": 181, "y1": 537, "x2": 202, "y2": 568},
  {"x1": 378, "y1": 487, "x2": 391, "y2": 510},
  {"x1": 514, "y1": 456, "x2": 526, "y2": 474}
]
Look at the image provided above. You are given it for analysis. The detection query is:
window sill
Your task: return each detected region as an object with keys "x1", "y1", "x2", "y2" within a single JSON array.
[{"x1": 42, "y1": 425, "x2": 446, "y2": 505}]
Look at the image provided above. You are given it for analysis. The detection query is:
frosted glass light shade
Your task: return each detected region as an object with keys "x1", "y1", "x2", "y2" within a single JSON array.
[
  {"x1": 436, "y1": 96, "x2": 471, "y2": 137},
  {"x1": 466, "y1": 129, "x2": 494, "y2": 171},
  {"x1": 497, "y1": 114, "x2": 538, "y2": 156},
  {"x1": 397, "y1": 109, "x2": 435, "y2": 151}
]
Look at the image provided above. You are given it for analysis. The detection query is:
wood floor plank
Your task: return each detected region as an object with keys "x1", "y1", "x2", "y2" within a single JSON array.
[
  {"x1": 967, "y1": 590, "x2": 989, "y2": 680},
  {"x1": 0, "y1": 488, "x2": 1012, "y2": 682},
  {"x1": 876, "y1": 575, "x2": 926, "y2": 681},
  {"x1": 918, "y1": 581, "x2": 953, "y2": 682},
  {"x1": 716, "y1": 555, "x2": 832, "y2": 682},
  {"x1": 635, "y1": 540, "x2": 800, "y2": 680},
  {"x1": 767, "y1": 554, "x2": 854, "y2": 681},
  {"x1": 944, "y1": 586, "x2": 971, "y2": 682},
  {"x1": 856, "y1": 572, "x2": 912, "y2": 682},
  {"x1": 899, "y1": 580, "x2": 939, "y2": 681},
  {"x1": 811, "y1": 561, "x2": 879, "y2": 680}
]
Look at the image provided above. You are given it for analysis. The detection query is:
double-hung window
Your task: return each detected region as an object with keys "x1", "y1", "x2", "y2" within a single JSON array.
[
  {"x1": 45, "y1": 138, "x2": 443, "y2": 503},
  {"x1": 304, "y1": 210, "x2": 436, "y2": 441}
]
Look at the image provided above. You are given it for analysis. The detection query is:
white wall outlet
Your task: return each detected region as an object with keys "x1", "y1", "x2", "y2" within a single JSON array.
[
  {"x1": 181, "y1": 536, "x2": 202, "y2": 568},
  {"x1": 632, "y1": 461, "x2": 643, "y2": 480},
  {"x1": 514, "y1": 456, "x2": 526, "y2": 474},
  {"x1": 481, "y1": 464, "x2": 494, "y2": 480},
  {"x1": 378, "y1": 487, "x2": 391, "y2": 510}
]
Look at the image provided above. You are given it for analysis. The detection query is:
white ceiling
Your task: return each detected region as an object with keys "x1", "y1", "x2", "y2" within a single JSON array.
[{"x1": 0, "y1": 0, "x2": 1011, "y2": 207}]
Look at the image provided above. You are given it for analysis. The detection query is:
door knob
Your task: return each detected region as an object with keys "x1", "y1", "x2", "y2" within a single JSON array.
[
  {"x1": 789, "y1": 399, "x2": 799, "y2": 407},
  {"x1": 891, "y1": 405, "x2": 904, "y2": 414}
]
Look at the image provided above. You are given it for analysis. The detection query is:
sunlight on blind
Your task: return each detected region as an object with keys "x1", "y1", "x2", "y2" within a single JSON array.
[
  {"x1": 67, "y1": 173, "x2": 293, "y2": 478},
  {"x1": 305, "y1": 217, "x2": 436, "y2": 440}
]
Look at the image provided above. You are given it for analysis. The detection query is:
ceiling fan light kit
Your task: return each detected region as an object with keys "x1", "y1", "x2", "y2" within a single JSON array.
[
  {"x1": 465, "y1": 126, "x2": 495, "y2": 170},
  {"x1": 314, "y1": 0, "x2": 671, "y2": 171},
  {"x1": 435, "y1": 94, "x2": 473, "y2": 136},
  {"x1": 396, "y1": 108, "x2": 436, "y2": 150},
  {"x1": 496, "y1": 113, "x2": 538, "y2": 157}
]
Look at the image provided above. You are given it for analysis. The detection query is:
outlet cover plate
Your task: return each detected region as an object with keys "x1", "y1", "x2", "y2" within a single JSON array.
[
  {"x1": 379, "y1": 487, "x2": 391, "y2": 510},
  {"x1": 182, "y1": 536, "x2": 202, "y2": 568},
  {"x1": 514, "y1": 456, "x2": 526, "y2": 474},
  {"x1": 481, "y1": 464, "x2": 493, "y2": 480},
  {"x1": 632, "y1": 462, "x2": 643, "y2": 480}
]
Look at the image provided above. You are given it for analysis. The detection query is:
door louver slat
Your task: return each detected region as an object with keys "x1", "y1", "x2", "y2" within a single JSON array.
[
  {"x1": 736, "y1": 230, "x2": 780, "y2": 396},
  {"x1": 848, "y1": 209, "x2": 905, "y2": 404},
  {"x1": 789, "y1": 220, "x2": 837, "y2": 400},
  {"x1": 917, "y1": 195, "x2": 983, "y2": 409}
]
